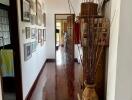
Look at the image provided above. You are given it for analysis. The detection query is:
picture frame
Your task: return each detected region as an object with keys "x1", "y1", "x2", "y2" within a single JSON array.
[
  {"x1": 30, "y1": 0, "x2": 37, "y2": 16},
  {"x1": 25, "y1": 27, "x2": 30, "y2": 39},
  {"x1": 36, "y1": 1, "x2": 43, "y2": 25},
  {"x1": 31, "y1": 28, "x2": 37, "y2": 39},
  {"x1": 32, "y1": 41, "x2": 37, "y2": 52},
  {"x1": 43, "y1": 13, "x2": 46, "y2": 27},
  {"x1": 38, "y1": 29, "x2": 42, "y2": 43},
  {"x1": 31, "y1": 14, "x2": 36, "y2": 25},
  {"x1": 21, "y1": 0, "x2": 30, "y2": 22},
  {"x1": 24, "y1": 43, "x2": 32, "y2": 61},
  {"x1": 43, "y1": 29, "x2": 46, "y2": 41}
]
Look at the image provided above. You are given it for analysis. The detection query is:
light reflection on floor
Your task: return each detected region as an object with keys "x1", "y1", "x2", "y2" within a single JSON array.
[{"x1": 56, "y1": 46, "x2": 66, "y2": 66}]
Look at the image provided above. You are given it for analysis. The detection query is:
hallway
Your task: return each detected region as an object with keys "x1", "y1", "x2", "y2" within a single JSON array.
[{"x1": 30, "y1": 47, "x2": 82, "y2": 100}]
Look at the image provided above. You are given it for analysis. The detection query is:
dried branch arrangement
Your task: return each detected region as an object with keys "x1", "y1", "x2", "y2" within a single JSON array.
[{"x1": 80, "y1": 2, "x2": 110, "y2": 85}]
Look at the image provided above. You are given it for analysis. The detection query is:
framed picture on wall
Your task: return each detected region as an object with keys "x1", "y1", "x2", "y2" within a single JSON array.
[
  {"x1": 24, "y1": 43, "x2": 32, "y2": 61},
  {"x1": 21, "y1": 0, "x2": 30, "y2": 22},
  {"x1": 25, "y1": 27, "x2": 30, "y2": 39},
  {"x1": 31, "y1": 14, "x2": 36, "y2": 25},
  {"x1": 43, "y1": 29, "x2": 46, "y2": 41},
  {"x1": 30, "y1": 0, "x2": 37, "y2": 24},
  {"x1": 43, "y1": 13, "x2": 46, "y2": 27},
  {"x1": 36, "y1": 1, "x2": 43, "y2": 25},
  {"x1": 32, "y1": 41, "x2": 37, "y2": 52},
  {"x1": 31, "y1": 28, "x2": 37, "y2": 39},
  {"x1": 30, "y1": 0, "x2": 37, "y2": 15},
  {"x1": 38, "y1": 29, "x2": 42, "y2": 43}
]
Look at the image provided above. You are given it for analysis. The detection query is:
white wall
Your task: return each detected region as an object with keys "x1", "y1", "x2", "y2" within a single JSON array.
[
  {"x1": 107, "y1": 0, "x2": 132, "y2": 100},
  {"x1": 106, "y1": 0, "x2": 121, "y2": 100},
  {"x1": 45, "y1": 0, "x2": 81, "y2": 59},
  {"x1": 17, "y1": 0, "x2": 47, "y2": 99},
  {"x1": 115, "y1": 0, "x2": 132, "y2": 100}
]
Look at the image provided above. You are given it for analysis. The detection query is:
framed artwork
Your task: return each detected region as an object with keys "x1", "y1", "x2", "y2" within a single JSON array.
[
  {"x1": 31, "y1": 14, "x2": 36, "y2": 25},
  {"x1": 43, "y1": 13, "x2": 46, "y2": 27},
  {"x1": 21, "y1": 0, "x2": 30, "y2": 22},
  {"x1": 31, "y1": 28, "x2": 37, "y2": 39},
  {"x1": 24, "y1": 43, "x2": 32, "y2": 61},
  {"x1": 30, "y1": 0, "x2": 37, "y2": 15},
  {"x1": 43, "y1": 29, "x2": 46, "y2": 41},
  {"x1": 38, "y1": 29, "x2": 42, "y2": 43},
  {"x1": 32, "y1": 41, "x2": 37, "y2": 52},
  {"x1": 25, "y1": 27, "x2": 30, "y2": 39},
  {"x1": 36, "y1": 1, "x2": 43, "y2": 25}
]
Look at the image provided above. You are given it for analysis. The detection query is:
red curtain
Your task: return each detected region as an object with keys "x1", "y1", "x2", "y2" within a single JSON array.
[{"x1": 74, "y1": 22, "x2": 81, "y2": 44}]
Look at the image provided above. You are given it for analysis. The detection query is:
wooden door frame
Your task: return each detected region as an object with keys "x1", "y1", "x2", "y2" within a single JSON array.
[
  {"x1": 54, "y1": 13, "x2": 75, "y2": 62},
  {"x1": 9, "y1": 0, "x2": 23, "y2": 99},
  {"x1": 0, "y1": 1, "x2": 23, "y2": 100}
]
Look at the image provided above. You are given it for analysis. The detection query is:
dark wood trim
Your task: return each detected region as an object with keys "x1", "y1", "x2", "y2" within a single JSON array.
[
  {"x1": 9, "y1": 0, "x2": 23, "y2": 100},
  {"x1": 0, "y1": 3, "x2": 10, "y2": 100},
  {"x1": 47, "y1": 59, "x2": 56, "y2": 62},
  {"x1": 25, "y1": 59, "x2": 47, "y2": 100}
]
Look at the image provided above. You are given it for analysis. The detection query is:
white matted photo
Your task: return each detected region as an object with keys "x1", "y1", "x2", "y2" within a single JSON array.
[
  {"x1": 24, "y1": 43, "x2": 32, "y2": 61},
  {"x1": 22, "y1": 0, "x2": 30, "y2": 21}
]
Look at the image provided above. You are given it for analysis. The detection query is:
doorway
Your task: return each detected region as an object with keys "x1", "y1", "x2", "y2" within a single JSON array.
[{"x1": 55, "y1": 14, "x2": 75, "y2": 65}]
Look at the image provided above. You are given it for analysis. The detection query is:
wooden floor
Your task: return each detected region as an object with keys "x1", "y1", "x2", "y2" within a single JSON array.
[{"x1": 30, "y1": 47, "x2": 82, "y2": 100}]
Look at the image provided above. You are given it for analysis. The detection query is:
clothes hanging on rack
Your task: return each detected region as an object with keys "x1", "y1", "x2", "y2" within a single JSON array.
[{"x1": 0, "y1": 49, "x2": 14, "y2": 77}]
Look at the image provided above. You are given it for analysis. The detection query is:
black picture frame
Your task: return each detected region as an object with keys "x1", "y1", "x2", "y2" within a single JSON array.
[
  {"x1": 24, "y1": 43, "x2": 32, "y2": 61},
  {"x1": 38, "y1": 29, "x2": 42, "y2": 43},
  {"x1": 31, "y1": 28, "x2": 37, "y2": 39},
  {"x1": 43, "y1": 29, "x2": 46, "y2": 41},
  {"x1": 25, "y1": 27, "x2": 30, "y2": 39},
  {"x1": 36, "y1": 1, "x2": 42, "y2": 25},
  {"x1": 21, "y1": 0, "x2": 30, "y2": 22}
]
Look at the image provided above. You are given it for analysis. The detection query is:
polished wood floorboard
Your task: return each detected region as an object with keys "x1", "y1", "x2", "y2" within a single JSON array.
[{"x1": 30, "y1": 47, "x2": 82, "y2": 100}]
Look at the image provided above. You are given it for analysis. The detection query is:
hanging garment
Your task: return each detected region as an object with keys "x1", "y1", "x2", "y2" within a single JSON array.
[{"x1": 0, "y1": 49, "x2": 14, "y2": 77}]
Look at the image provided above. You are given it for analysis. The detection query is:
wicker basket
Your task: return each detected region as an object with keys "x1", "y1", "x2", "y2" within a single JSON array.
[{"x1": 81, "y1": 2, "x2": 98, "y2": 16}]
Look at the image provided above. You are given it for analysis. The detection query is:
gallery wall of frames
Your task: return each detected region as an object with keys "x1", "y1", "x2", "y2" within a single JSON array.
[{"x1": 21, "y1": 0, "x2": 46, "y2": 61}]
